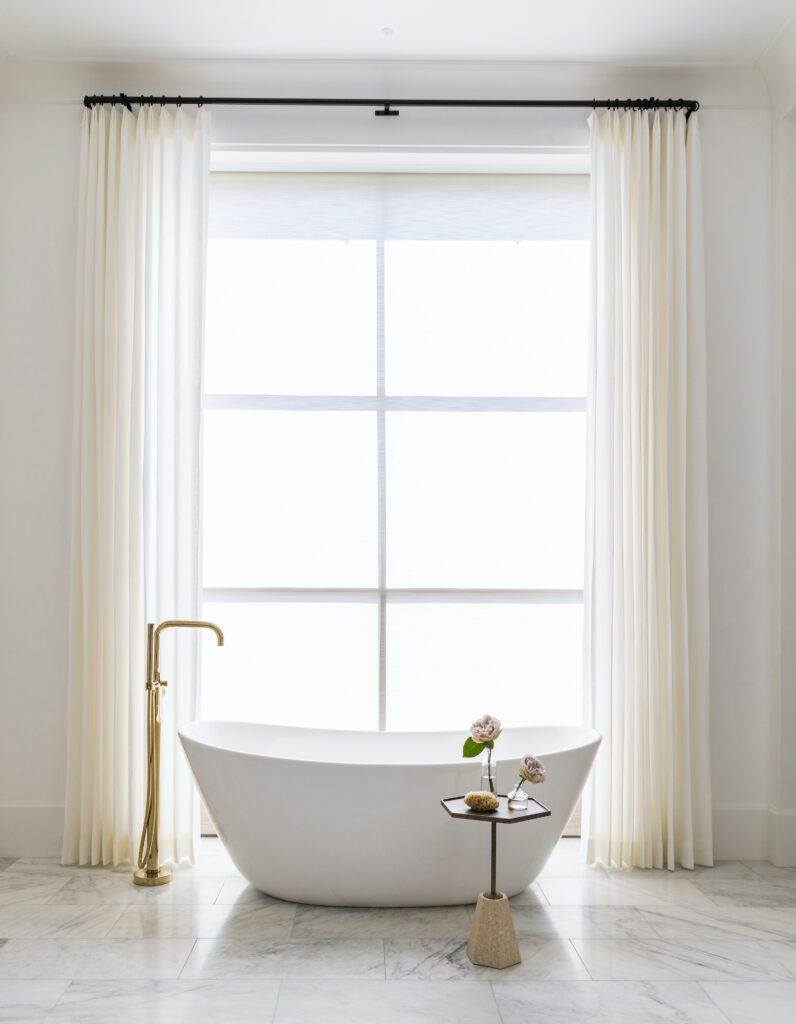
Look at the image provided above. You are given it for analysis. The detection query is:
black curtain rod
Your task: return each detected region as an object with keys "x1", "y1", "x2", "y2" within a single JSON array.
[{"x1": 83, "y1": 94, "x2": 699, "y2": 117}]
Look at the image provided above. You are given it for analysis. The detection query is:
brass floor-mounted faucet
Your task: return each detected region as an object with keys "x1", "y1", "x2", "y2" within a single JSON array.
[{"x1": 133, "y1": 620, "x2": 224, "y2": 887}]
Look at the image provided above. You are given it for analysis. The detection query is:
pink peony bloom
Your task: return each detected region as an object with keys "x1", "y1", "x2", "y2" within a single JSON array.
[
  {"x1": 519, "y1": 754, "x2": 546, "y2": 784},
  {"x1": 470, "y1": 714, "x2": 502, "y2": 744}
]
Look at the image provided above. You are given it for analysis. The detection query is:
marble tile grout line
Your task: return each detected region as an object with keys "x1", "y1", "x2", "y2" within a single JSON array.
[
  {"x1": 697, "y1": 979, "x2": 770, "y2": 1024},
  {"x1": 177, "y1": 937, "x2": 199, "y2": 979},
  {"x1": 270, "y1": 978, "x2": 284, "y2": 1023},
  {"x1": 567, "y1": 934, "x2": 596, "y2": 979},
  {"x1": 488, "y1": 979, "x2": 507, "y2": 1024}
]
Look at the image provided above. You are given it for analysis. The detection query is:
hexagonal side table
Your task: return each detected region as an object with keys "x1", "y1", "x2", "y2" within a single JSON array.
[{"x1": 440, "y1": 794, "x2": 551, "y2": 969}]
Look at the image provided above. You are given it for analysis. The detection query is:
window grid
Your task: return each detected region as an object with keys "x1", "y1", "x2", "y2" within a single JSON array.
[
  {"x1": 202, "y1": 398, "x2": 586, "y2": 729},
  {"x1": 203, "y1": 189, "x2": 587, "y2": 731}
]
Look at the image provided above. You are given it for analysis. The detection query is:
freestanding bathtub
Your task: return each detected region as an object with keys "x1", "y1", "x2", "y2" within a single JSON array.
[{"x1": 179, "y1": 721, "x2": 600, "y2": 907}]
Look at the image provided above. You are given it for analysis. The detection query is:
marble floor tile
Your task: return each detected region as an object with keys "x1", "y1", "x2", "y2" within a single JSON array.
[
  {"x1": 640, "y1": 905, "x2": 796, "y2": 943},
  {"x1": 169, "y1": 840, "x2": 241, "y2": 880},
  {"x1": 538, "y1": 876, "x2": 712, "y2": 907},
  {"x1": 693, "y1": 880, "x2": 796, "y2": 907},
  {"x1": 761, "y1": 940, "x2": 796, "y2": 976},
  {"x1": 662, "y1": 862, "x2": 757, "y2": 881},
  {"x1": 108, "y1": 902, "x2": 296, "y2": 939},
  {"x1": 41, "y1": 980, "x2": 280, "y2": 1023},
  {"x1": 0, "y1": 938, "x2": 196, "y2": 981},
  {"x1": 181, "y1": 938, "x2": 385, "y2": 980},
  {"x1": 5, "y1": 837, "x2": 794, "y2": 1024},
  {"x1": 601, "y1": 861, "x2": 756, "y2": 881},
  {"x1": 0, "y1": 876, "x2": 73, "y2": 909},
  {"x1": 537, "y1": 840, "x2": 607, "y2": 879},
  {"x1": 291, "y1": 906, "x2": 471, "y2": 939},
  {"x1": 701, "y1": 982, "x2": 796, "y2": 1024},
  {"x1": 214, "y1": 880, "x2": 283, "y2": 906},
  {"x1": 506, "y1": 883, "x2": 549, "y2": 906},
  {"x1": 681, "y1": 862, "x2": 759, "y2": 880},
  {"x1": 512, "y1": 906, "x2": 658, "y2": 940},
  {"x1": 572, "y1": 937, "x2": 792, "y2": 982},
  {"x1": 274, "y1": 980, "x2": 501, "y2": 1024},
  {"x1": 385, "y1": 938, "x2": 589, "y2": 981},
  {"x1": 48, "y1": 875, "x2": 223, "y2": 906},
  {"x1": 742, "y1": 861, "x2": 796, "y2": 881},
  {"x1": 493, "y1": 980, "x2": 731, "y2": 1023},
  {"x1": 0, "y1": 980, "x2": 69, "y2": 1021},
  {"x1": 0, "y1": 905, "x2": 124, "y2": 940},
  {"x1": 538, "y1": 863, "x2": 608, "y2": 881},
  {"x1": 3, "y1": 861, "x2": 117, "y2": 879}
]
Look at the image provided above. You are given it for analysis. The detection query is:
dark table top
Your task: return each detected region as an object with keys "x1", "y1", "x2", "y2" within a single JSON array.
[{"x1": 440, "y1": 794, "x2": 551, "y2": 824}]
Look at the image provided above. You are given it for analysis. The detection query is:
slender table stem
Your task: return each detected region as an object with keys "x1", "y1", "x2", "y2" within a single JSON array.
[{"x1": 490, "y1": 822, "x2": 497, "y2": 898}]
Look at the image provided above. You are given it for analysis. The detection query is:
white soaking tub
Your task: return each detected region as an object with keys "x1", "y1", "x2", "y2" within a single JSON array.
[{"x1": 179, "y1": 721, "x2": 600, "y2": 907}]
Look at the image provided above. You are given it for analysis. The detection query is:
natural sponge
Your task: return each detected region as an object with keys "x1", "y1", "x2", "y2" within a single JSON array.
[{"x1": 464, "y1": 790, "x2": 499, "y2": 812}]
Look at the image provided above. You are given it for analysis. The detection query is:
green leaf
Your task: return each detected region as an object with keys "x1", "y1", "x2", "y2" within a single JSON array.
[
  {"x1": 462, "y1": 736, "x2": 486, "y2": 758},
  {"x1": 483, "y1": 740, "x2": 494, "y2": 749}
]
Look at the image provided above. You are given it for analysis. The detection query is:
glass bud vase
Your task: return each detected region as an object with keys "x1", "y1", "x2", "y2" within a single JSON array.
[
  {"x1": 480, "y1": 750, "x2": 497, "y2": 794},
  {"x1": 508, "y1": 782, "x2": 529, "y2": 811}
]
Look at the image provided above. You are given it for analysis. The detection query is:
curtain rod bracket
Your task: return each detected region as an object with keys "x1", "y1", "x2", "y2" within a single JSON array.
[{"x1": 374, "y1": 103, "x2": 399, "y2": 117}]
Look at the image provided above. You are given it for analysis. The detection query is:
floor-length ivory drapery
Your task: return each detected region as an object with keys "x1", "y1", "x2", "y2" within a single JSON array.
[
  {"x1": 583, "y1": 109, "x2": 713, "y2": 869},
  {"x1": 62, "y1": 105, "x2": 211, "y2": 866}
]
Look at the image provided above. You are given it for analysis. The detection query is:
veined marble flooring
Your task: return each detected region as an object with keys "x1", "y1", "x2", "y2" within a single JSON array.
[{"x1": 0, "y1": 840, "x2": 795, "y2": 1022}]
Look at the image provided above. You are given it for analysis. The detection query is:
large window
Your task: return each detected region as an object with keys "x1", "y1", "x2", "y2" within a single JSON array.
[{"x1": 201, "y1": 171, "x2": 589, "y2": 731}]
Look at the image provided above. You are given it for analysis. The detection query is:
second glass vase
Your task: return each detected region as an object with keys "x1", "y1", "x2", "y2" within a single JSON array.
[{"x1": 508, "y1": 783, "x2": 529, "y2": 811}]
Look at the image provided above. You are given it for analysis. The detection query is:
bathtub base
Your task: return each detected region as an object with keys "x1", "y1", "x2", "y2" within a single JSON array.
[{"x1": 467, "y1": 891, "x2": 521, "y2": 969}]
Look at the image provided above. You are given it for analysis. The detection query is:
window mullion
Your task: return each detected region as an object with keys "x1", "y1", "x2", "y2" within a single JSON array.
[{"x1": 377, "y1": 238, "x2": 387, "y2": 730}]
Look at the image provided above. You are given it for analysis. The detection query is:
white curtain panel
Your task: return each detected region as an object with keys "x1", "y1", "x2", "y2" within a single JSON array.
[
  {"x1": 583, "y1": 109, "x2": 713, "y2": 870},
  {"x1": 62, "y1": 105, "x2": 211, "y2": 866}
]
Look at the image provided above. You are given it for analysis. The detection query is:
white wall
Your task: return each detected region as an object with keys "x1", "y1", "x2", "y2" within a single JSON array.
[
  {"x1": 761, "y1": 17, "x2": 796, "y2": 865},
  {"x1": 699, "y1": 107, "x2": 776, "y2": 859},
  {"x1": 0, "y1": 57, "x2": 781, "y2": 860},
  {"x1": 0, "y1": 102, "x2": 80, "y2": 853}
]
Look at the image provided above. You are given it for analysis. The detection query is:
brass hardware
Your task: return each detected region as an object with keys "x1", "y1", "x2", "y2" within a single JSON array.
[{"x1": 133, "y1": 620, "x2": 224, "y2": 887}]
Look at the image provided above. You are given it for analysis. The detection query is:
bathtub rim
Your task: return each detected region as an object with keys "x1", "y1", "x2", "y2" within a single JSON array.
[{"x1": 179, "y1": 719, "x2": 601, "y2": 770}]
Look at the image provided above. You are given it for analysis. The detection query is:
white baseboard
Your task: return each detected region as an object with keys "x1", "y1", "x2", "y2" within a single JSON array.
[
  {"x1": 768, "y1": 805, "x2": 796, "y2": 867},
  {"x1": 0, "y1": 802, "x2": 64, "y2": 858},
  {"x1": 713, "y1": 802, "x2": 796, "y2": 864},
  {"x1": 712, "y1": 803, "x2": 771, "y2": 861}
]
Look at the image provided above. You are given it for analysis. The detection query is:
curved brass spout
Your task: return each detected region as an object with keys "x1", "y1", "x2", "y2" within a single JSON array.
[
  {"x1": 134, "y1": 619, "x2": 224, "y2": 887},
  {"x1": 152, "y1": 620, "x2": 224, "y2": 688}
]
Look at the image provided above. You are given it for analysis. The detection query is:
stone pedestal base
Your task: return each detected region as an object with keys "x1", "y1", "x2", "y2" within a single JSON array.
[{"x1": 466, "y1": 891, "x2": 521, "y2": 969}]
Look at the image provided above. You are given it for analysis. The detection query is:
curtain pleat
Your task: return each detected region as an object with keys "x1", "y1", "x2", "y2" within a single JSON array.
[
  {"x1": 63, "y1": 105, "x2": 211, "y2": 866},
  {"x1": 583, "y1": 109, "x2": 712, "y2": 869}
]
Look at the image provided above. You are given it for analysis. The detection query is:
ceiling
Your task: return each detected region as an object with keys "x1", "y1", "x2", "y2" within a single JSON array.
[{"x1": 0, "y1": 0, "x2": 794, "y2": 64}]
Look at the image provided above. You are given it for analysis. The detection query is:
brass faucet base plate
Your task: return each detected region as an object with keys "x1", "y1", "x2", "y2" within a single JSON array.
[{"x1": 133, "y1": 867, "x2": 172, "y2": 887}]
